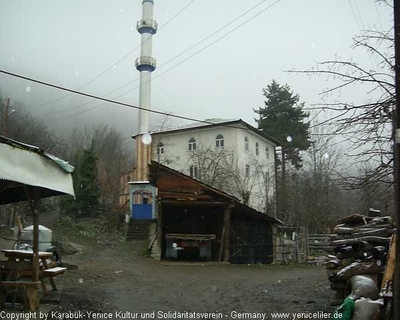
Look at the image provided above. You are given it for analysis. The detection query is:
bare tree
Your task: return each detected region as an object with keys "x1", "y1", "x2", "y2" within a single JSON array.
[
  {"x1": 290, "y1": 4, "x2": 395, "y2": 190},
  {"x1": 63, "y1": 124, "x2": 129, "y2": 207},
  {"x1": 299, "y1": 126, "x2": 344, "y2": 232},
  {"x1": 354, "y1": 163, "x2": 394, "y2": 216},
  {"x1": 277, "y1": 124, "x2": 346, "y2": 232},
  {"x1": 0, "y1": 95, "x2": 59, "y2": 152},
  {"x1": 185, "y1": 144, "x2": 275, "y2": 213},
  {"x1": 186, "y1": 144, "x2": 235, "y2": 190}
]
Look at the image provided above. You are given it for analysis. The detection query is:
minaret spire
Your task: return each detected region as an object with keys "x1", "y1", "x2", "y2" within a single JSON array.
[{"x1": 135, "y1": 0, "x2": 157, "y2": 181}]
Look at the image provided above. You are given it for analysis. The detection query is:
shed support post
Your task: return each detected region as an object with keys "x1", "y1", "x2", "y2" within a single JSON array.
[
  {"x1": 23, "y1": 186, "x2": 40, "y2": 311},
  {"x1": 157, "y1": 202, "x2": 163, "y2": 260},
  {"x1": 272, "y1": 225, "x2": 277, "y2": 264},
  {"x1": 223, "y1": 206, "x2": 231, "y2": 262}
]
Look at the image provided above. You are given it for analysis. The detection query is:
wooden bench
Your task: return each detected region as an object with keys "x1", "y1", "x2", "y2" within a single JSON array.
[
  {"x1": 0, "y1": 281, "x2": 41, "y2": 310},
  {"x1": 0, "y1": 260, "x2": 41, "y2": 310},
  {"x1": 40, "y1": 267, "x2": 66, "y2": 294},
  {"x1": 0, "y1": 281, "x2": 41, "y2": 311},
  {"x1": 41, "y1": 267, "x2": 66, "y2": 277},
  {"x1": 0, "y1": 281, "x2": 41, "y2": 287}
]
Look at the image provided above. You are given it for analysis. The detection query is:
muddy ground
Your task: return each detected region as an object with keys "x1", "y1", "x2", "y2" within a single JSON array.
[{"x1": 49, "y1": 223, "x2": 334, "y2": 320}]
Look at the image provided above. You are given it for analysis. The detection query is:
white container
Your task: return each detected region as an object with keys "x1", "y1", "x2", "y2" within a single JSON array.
[{"x1": 20, "y1": 225, "x2": 53, "y2": 251}]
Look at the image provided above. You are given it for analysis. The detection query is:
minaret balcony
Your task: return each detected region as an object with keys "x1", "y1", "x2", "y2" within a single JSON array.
[
  {"x1": 135, "y1": 56, "x2": 156, "y2": 72},
  {"x1": 137, "y1": 19, "x2": 158, "y2": 34}
]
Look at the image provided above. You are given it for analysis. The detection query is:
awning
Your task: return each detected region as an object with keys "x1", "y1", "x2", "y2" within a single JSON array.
[
  {"x1": 0, "y1": 135, "x2": 75, "y2": 204},
  {"x1": 0, "y1": 135, "x2": 75, "y2": 311}
]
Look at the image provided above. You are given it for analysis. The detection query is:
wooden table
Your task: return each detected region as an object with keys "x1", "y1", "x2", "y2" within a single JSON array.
[
  {"x1": 1, "y1": 249, "x2": 61, "y2": 293},
  {"x1": 2, "y1": 249, "x2": 52, "y2": 261},
  {"x1": 1, "y1": 249, "x2": 66, "y2": 310}
]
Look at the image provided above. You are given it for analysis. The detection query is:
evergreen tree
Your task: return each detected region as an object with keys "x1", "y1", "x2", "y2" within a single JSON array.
[
  {"x1": 254, "y1": 80, "x2": 311, "y2": 169},
  {"x1": 65, "y1": 143, "x2": 100, "y2": 216}
]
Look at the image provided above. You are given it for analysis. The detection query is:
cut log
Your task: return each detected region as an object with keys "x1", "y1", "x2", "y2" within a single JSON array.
[
  {"x1": 341, "y1": 257, "x2": 356, "y2": 267},
  {"x1": 326, "y1": 259, "x2": 341, "y2": 270},
  {"x1": 371, "y1": 216, "x2": 392, "y2": 225},
  {"x1": 332, "y1": 236, "x2": 390, "y2": 247},
  {"x1": 353, "y1": 251, "x2": 371, "y2": 260},
  {"x1": 356, "y1": 223, "x2": 392, "y2": 229},
  {"x1": 352, "y1": 228, "x2": 394, "y2": 238},
  {"x1": 334, "y1": 227, "x2": 355, "y2": 235},
  {"x1": 351, "y1": 241, "x2": 372, "y2": 252},
  {"x1": 337, "y1": 214, "x2": 373, "y2": 226},
  {"x1": 334, "y1": 244, "x2": 348, "y2": 253},
  {"x1": 372, "y1": 246, "x2": 387, "y2": 259},
  {"x1": 336, "y1": 261, "x2": 384, "y2": 280},
  {"x1": 328, "y1": 273, "x2": 339, "y2": 283},
  {"x1": 337, "y1": 246, "x2": 354, "y2": 259}
]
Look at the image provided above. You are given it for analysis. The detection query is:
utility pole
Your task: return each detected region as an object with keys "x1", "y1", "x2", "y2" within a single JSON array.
[
  {"x1": 2, "y1": 98, "x2": 10, "y2": 136},
  {"x1": 393, "y1": 0, "x2": 400, "y2": 318},
  {"x1": 280, "y1": 146, "x2": 286, "y2": 221}
]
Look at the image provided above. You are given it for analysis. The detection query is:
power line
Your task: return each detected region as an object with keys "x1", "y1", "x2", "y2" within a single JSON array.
[
  {"x1": 154, "y1": 0, "x2": 272, "y2": 75},
  {"x1": 0, "y1": 69, "x2": 205, "y2": 124},
  {"x1": 348, "y1": 0, "x2": 362, "y2": 31},
  {"x1": 306, "y1": 108, "x2": 325, "y2": 125},
  {"x1": 0, "y1": 69, "x2": 355, "y2": 145},
  {"x1": 148, "y1": 0, "x2": 283, "y2": 86},
  {"x1": 3, "y1": 68, "x2": 290, "y2": 144},
  {"x1": 55, "y1": 0, "x2": 283, "y2": 118},
  {"x1": 5, "y1": 5, "x2": 284, "y2": 122},
  {"x1": 352, "y1": 0, "x2": 366, "y2": 30},
  {"x1": 33, "y1": 0, "x2": 198, "y2": 110},
  {"x1": 347, "y1": 0, "x2": 381, "y2": 70},
  {"x1": 373, "y1": 0, "x2": 384, "y2": 31},
  {"x1": 40, "y1": 0, "x2": 280, "y2": 117},
  {"x1": 158, "y1": 0, "x2": 198, "y2": 31}
]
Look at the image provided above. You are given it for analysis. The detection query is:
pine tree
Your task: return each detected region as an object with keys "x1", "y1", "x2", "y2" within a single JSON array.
[
  {"x1": 64, "y1": 144, "x2": 100, "y2": 216},
  {"x1": 254, "y1": 80, "x2": 311, "y2": 169}
]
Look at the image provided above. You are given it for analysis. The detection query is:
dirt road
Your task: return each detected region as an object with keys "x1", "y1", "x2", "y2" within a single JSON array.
[{"x1": 54, "y1": 236, "x2": 333, "y2": 320}]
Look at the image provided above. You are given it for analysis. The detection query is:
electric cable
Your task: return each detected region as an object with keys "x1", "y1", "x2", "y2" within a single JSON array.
[
  {"x1": 40, "y1": 0, "x2": 280, "y2": 117},
  {"x1": 33, "y1": 0, "x2": 198, "y2": 109},
  {"x1": 0, "y1": 69, "x2": 356, "y2": 140},
  {"x1": 352, "y1": 0, "x2": 366, "y2": 30}
]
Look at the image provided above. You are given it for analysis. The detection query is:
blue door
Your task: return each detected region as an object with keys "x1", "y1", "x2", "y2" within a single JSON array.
[{"x1": 131, "y1": 190, "x2": 153, "y2": 220}]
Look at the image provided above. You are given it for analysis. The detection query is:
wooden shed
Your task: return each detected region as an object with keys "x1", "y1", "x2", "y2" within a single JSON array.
[{"x1": 148, "y1": 162, "x2": 282, "y2": 264}]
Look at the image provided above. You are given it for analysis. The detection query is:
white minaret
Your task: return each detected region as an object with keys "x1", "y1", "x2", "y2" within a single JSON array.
[{"x1": 135, "y1": 0, "x2": 157, "y2": 181}]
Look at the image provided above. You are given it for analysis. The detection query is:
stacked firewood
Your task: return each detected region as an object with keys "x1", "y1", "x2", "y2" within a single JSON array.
[{"x1": 326, "y1": 210, "x2": 395, "y2": 306}]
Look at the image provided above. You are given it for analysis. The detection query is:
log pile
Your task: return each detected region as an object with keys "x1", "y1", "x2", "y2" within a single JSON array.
[{"x1": 326, "y1": 211, "x2": 395, "y2": 308}]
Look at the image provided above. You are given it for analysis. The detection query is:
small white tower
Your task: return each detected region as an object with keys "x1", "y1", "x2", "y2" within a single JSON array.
[{"x1": 135, "y1": 0, "x2": 157, "y2": 181}]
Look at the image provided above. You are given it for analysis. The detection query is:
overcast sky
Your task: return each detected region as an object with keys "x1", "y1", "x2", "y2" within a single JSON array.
[{"x1": 0, "y1": 0, "x2": 393, "y2": 143}]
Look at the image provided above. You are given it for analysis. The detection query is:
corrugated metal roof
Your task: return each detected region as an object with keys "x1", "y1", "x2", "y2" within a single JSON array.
[
  {"x1": 0, "y1": 135, "x2": 75, "y2": 204},
  {"x1": 0, "y1": 135, "x2": 74, "y2": 173}
]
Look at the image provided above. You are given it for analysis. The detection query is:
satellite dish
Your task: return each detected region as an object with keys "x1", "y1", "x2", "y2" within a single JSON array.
[
  {"x1": 141, "y1": 133, "x2": 152, "y2": 145},
  {"x1": 286, "y1": 135, "x2": 292, "y2": 143}
]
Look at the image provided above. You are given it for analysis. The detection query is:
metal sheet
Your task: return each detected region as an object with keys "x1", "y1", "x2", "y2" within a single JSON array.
[{"x1": 0, "y1": 143, "x2": 75, "y2": 197}]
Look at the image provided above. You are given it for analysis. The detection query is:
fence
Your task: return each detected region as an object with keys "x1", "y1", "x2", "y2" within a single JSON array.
[
  {"x1": 274, "y1": 228, "x2": 336, "y2": 264},
  {"x1": 274, "y1": 226, "x2": 309, "y2": 263},
  {"x1": 308, "y1": 234, "x2": 335, "y2": 253}
]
